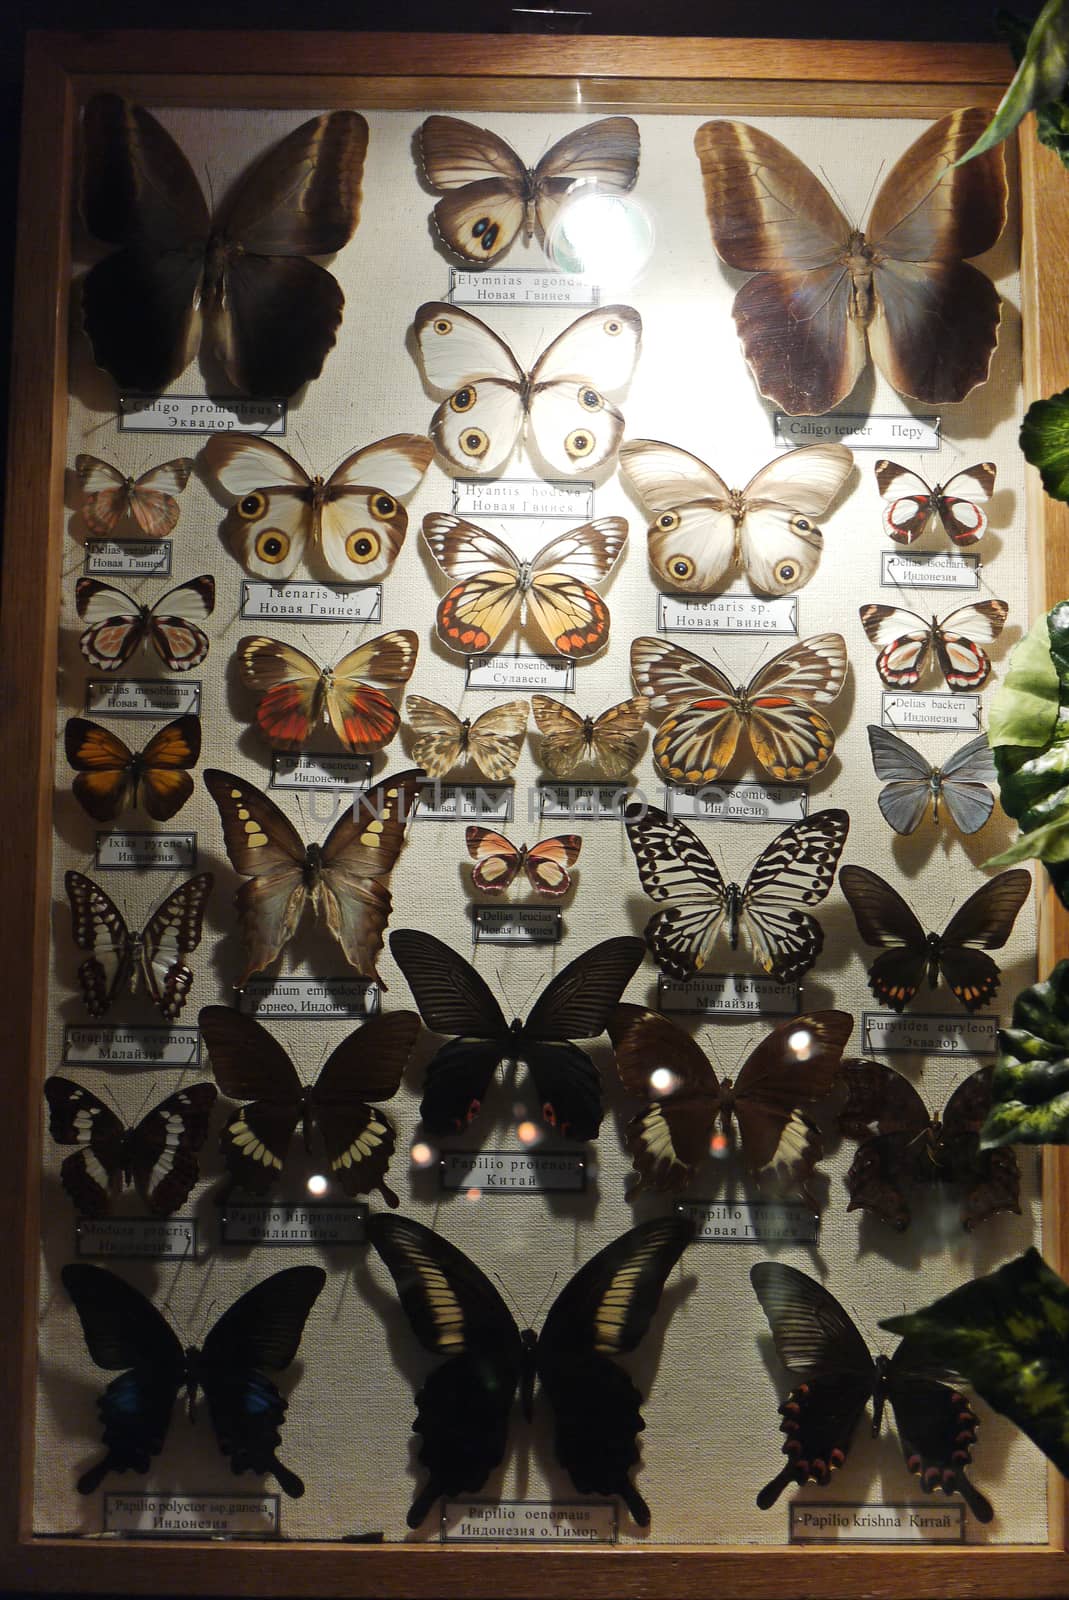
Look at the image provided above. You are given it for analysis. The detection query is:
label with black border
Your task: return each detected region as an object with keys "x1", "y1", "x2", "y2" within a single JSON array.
[
  {"x1": 86, "y1": 679, "x2": 202, "y2": 719},
  {"x1": 681, "y1": 1199, "x2": 818, "y2": 1244},
  {"x1": 63, "y1": 1024, "x2": 201, "y2": 1067},
  {"x1": 237, "y1": 976, "x2": 380, "y2": 1020},
  {"x1": 880, "y1": 551, "x2": 980, "y2": 590},
  {"x1": 862, "y1": 1011, "x2": 999, "y2": 1056},
  {"x1": 881, "y1": 691, "x2": 981, "y2": 732},
  {"x1": 441, "y1": 1499, "x2": 616, "y2": 1543},
  {"x1": 789, "y1": 1502, "x2": 964, "y2": 1544},
  {"x1": 270, "y1": 753, "x2": 371, "y2": 790},
  {"x1": 415, "y1": 782, "x2": 514, "y2": 822},
  {"x1": 538, "y1": 783, "x2": 632, "y2": 820},
  {"x1": 440, "y1": 1150, "x2": 586, "y2": 1193},
  {"x1": 472, "y1": 905, "x2": 562, "y2": 945},
  {"x1": 664, "y1": 782, "x2": 808, "y2": 824},
  {"x1": 103, "y1": 1491, "x2": 280, "y2": 1538},
  {"x1": 452, "y1": 478, "x2": 594, "y2": 521},
  {"x1": 118, "y1": 393, "x2": 286, "y2": 435},
  {"x1": 240, "y1": 581, "x2": 381, "y2": 624},
  {"x1": 658, "y1": 974, "x2": 801, "y2": 1016},
  {"x1": 219, "y1": 1201, "x2": 367, "y2": 1245},
  {"x1": 466, "y1": 656, "x2": 575, "y2": 693},
  {"x1": 657, "y1": 593, "x2": 797, "y2": 635},
  {"x1": 76, "y1": 1216, "x2": 199, "y2": 1260},
  {"x1": 84, "y1": 539, "x2": 172, "y2": 577},
  {"x1": 95, "y1": 831, "x2": 197, "y2": 870}
]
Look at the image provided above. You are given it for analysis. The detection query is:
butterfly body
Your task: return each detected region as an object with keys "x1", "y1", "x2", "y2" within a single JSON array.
[
  {"x1": 367, "y1": 1212, "x2": 689, "y2": 1527},
  {"x1": 750, "y1": 1261, "x2": 993, "y2": 1520},
  {"x1": 839, "y1": 863, "x2": 1031, "y2": 1012},
  {"x1": 63, "y1": 1262, "x2": 325, "y2": 1497}
]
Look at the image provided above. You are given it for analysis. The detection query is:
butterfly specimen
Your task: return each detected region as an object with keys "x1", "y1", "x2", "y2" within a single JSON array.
[
  {"x1": 839, "y1": 864, "x2": 1031, "y2": 1012},
  {"x1": 413, "y1": 301, "x2": 641, "y2": 477},
  {"x1": 62, "y1": 1262, "x2": 325, "y2": 1496},
  {"x1": 75, "y1": 575, "x2": 215, "y2": 673},
  {"x1": 859, "y1": 600, "x2": 1008, "y2": 691},
  {"x1": 199, "y1": 1005, "x2": 419, "y2": 1206},
  {"x1": 418, "y1": 115, "x2": 640, "y2": 264},
  {"x1": 44, "y1": 1076, "x2": 217, "y2": 1217},
  {"x1": 65, "y1": 870, "x2": 212, "y2": 1020},
  {"x1": 531, "y1": 693, "x2": 646, "y2": 779},
  {"x1": 693, "y1": 110, "x2": 1007, "y2": 416},
  {"x1": 465, "y1": 826, "x2": 581, "y2": 897},
  {"x1": 867, "y1": 725, "x2": 997, "y2": 835},
  {"x1": 201, "y1": 433, "x2": 433, "y2": 583},
  {"x1": 750, "y1": 1261, "x2": 994, "y2": 1521},
  {"x1": 75, "y1": 454, "x2": 195, "y2": 537},
  {"x1": 204, "y1": 767, "x2": 422, "y2": 986},
  {"x1": 366, "y1": 1211, "x2": 690, "y2": 1527},
  {"x1": 235, "y1": 631, "x2": 418, "y2": 755},
  {"x1": 390, "y1": 928, "x2": 644, "y2": 1140},
  {"x1": 80, "y1": 96, "x2": 368, "y2": 397},
  {"x1": 623, "y1": 804, "x2": 848, "y2": 983},
  {"x1": 423, "y1": 514, "x2": 627, "y2": 659},
  {"x1": 619, "y1": 439, "x2": 853, "y2": 596},
  {"x1": 406, "y1": 696, "x2": 529, "y2": 782},
  {"x1": 630, "y1": 633, "x2": 847, "y2": 785},
  {"x1": 876, "y1": 459, "x2": 997, "y2": 547},
  {"x1": 65, "y1": 714, "x2": 201, "y2": 822},
  {"x1": 609, "y1": 1004, "x2": 852, "y2": 1202},
  {"x1": 838, "y1": 1061, "x2": 1020, "y2": 1232}
]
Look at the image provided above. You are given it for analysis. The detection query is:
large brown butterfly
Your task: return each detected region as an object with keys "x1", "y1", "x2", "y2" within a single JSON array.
[
  {"x1": 630, "y1": 633, "x2": 847, "y2": 785},
  {"x1": 609, "y1": 1004, "x2": 852, "y2": 1202},
  {"x1": 531, "y1": 693, "x2": 646, "y2": 779},
  {"x1": 465, "y1": 826, "x2": 581, "y2": 897},
  {"x1": 423, "y1": 514, "x2": 627, "y2": 658},
  {"x1": 204, "y1": 767, "x2": 422, "y2": 986},
  {"x1": 859, "y1": 600, "x2": 1008, "y2": 691},
  {"x1": 199, "y1": 1005, "x2": 419, "y2": 1207},
  {"x1": 45, "y1": 1076, "x2": 217, "y2": 1218},
  {"x1": 65, "y1": 715, "x2": 201, "y2": 822},
  {"x1": 406, "y1": 696, "x2": 529, "y2": 782},
  {"x1": 75, "y1": 454, "x2": 195, "y2": 537},
  {"x1": 81, "y1": 96, "x2": 368, "y2": 397},
  {"x1": 75, "y1": 575, "x2": 215, "y2": 672},
  {"x1": 418, "y1": 115, "x2": 640, "y2": 264},
  {"x1": 839, "y1": 864, "x2": 1031, "y2": 1012},
  {"x1": 201, "y1": 434, "x2": 433, "y2": 583},
  {"x1": 65, "y1": 869, "x2": 212, "y2": 1020},
  {"x1": 693, "y1": 110, "x2": 1007, "y2": 415},
  {"x1": 875, "y1": 459, "x2": 997, "y2": 547},
  {"x1": 235, "y1": 632, "x2": 418, "y2": 754},
  {"x1": 838, "y1": 1061, "x2": 1020, "y2": 1232}
]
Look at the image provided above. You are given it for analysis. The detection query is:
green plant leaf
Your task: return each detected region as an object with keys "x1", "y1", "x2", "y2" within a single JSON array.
[
  {"x1": 988, "y1": 604, "x2": 1069, "y2": 884},
  {"x1": 987, "y1": 611, "x2": 1060, "y2": 748},
  {"x1": 957, "y1": 0, "x2": 1069, "y2": 165},
  {"x1": 1001, "y1": 5, "x2": 1069, "y2": 162},
  {"x1": 982, "y1": 960, "x2": 1069, "y2": 1145},
  {"x1": 881, "y1": 1249, "x2": 1069, "y2": 1478},
  {"x1": 1022, "y1": 389, "x2": 1069, "y2": 501}
]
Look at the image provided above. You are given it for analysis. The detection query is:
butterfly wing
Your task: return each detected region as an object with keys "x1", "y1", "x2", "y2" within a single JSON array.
[
  {"x1": 317, "y1": 435, "x2": 433, "y2": 583},
  {"x1": 203, "y1": 769, "x2": 310, "y2": 984},
  {"x1": 65, "y1": 870, "x2": 132, "y2": 1014},
  {"x1": 931, "y1": 600, "x2": 1008, "y2": 692},
  {"x1": 607, "y1": 1004, "x2": 723, "y2": 1193},
  {"x1": 465, "y1": 827, "x2": 524, "y2": 894},
  {"x1": 198, "y1": 1265, "x2": 326, "y2": 1497},
  {"x1": 859, "y1": 603, "x2": 935, "y2": 688},
  {"x1": 839, "y1": 865, "x2": 929, "y2": 1012},
  {"x1": 536, "y1": 1215, "x2": 691, "y2": 1526},
  {"x1": 883, "y1": 1340, "x2": 994, "y2": 1522},
  {"x1": 313, "y1": 769, "x2": 422, "y2": 984},
  {"x1": 419, "y1": 116, "x2": 529, "y2": 261},
  {"x1": 414, "y1": 302, "x2": 526, "y2": 475},
  {"x1": 874, "y1": 461, "x2": 938, "y2": 544},
  {"x1": 136, "y1": 715, "x2": 201, "y2": 820},
  {"x1": 532, "y1": 115, "x2": 641, "y2": 236},
  {"x1": 531, "y1": 696, "x2": 588, "y2": 777},
  {"x1": 464, "y1": 700, "x2": 530, "y2": 781},
  {"x1": 623, "y1": 802, "x2": 728, "y2": 979},
  {"x1": 366, "y1": 1214, "x2": 524, "y2": 1527},
  {"x1": 80, "y1": 94, "x2": 209, "y2": 393},
  {"x1": 620, "y1": 438, "x2": 736, "y2": 585},
  {"x1": 838, "y1": 1060, "x2": 932, "y2": 1229},
  {"x1": 868, "y1": 724, "x2": 936, "y2": 834},
  {"x1": 199, "y1": 1005, "x2": 305, "y2": 1193},
  {"x1": 524, "y1": 835, "x2": 583, "y2": 896},
  {"x1": 525, "y1": 518, "x2": 628, "y2": 658},
  {"x1": 202, "y1": 435, "x2": 315, "y2": 581},
  {"x1": 750, "y1": 1261, "x2": 877, "y2": 1507},
  {"x1": 237, "y1": 633, "x2": 416, "y2": 754},
  {"x1": 936, "y1": 868, "x2": 1031, "y2": 1011},
  {"x1": 738, "y1": 444, "x2": 852, "y2": 594},
  {"x1": 865, "y1": 108, "x2": 1006, "y2": 407},
  {"x1": 731, "y1": 1010, "x2": 852, "y2": 1199},
  {"x1": 311, "y1": 1011, "x2": 420, "y2": 1204},
  {"x1": 138, "y1": 871, "x2": 213, "y2": 1019},
  {"x1": 325, "y1": 633, "x2": 419, "y2": 753},
  {"x1": 736, "y1": 808, "x2": 849, "y2": 982},
  {"x1": 937, "y1": 732, "x2": 997, "y2": 834},
  {"x1": 45, "y1": 1076, "x2": 127, "y2": 1215},
  {"x1": 65, "y1": 718, "x2": 137, "y2": 823},
  {"x1": 526, "y1": 305, "x2": 641, "y2": 476},
  {"x1": 941, "y1": 1065, "x2": 1021, "y2": 1231},
  {"x1": 62, "y1": 1262, "x2": 187, "y2": 1493},
  {"x1": 140, "y1": 575, "x2": 215, "y2": 671},
  {"x1": 210, "y1": 111, "x2": 368, "y2": 397},
  {"x1": 422, "y1": 514, "x2": 522, "y2": 654}
]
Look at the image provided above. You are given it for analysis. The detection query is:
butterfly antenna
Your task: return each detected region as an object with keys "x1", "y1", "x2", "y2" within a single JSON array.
[{"x1": 516, "y1": 969, "x2": 547, "y2": 1017}]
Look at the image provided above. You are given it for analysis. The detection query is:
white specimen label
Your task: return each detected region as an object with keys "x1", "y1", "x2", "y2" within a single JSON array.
[
  {"x1": 103, "y1": 1491, "x2": 279, "y2": 1537},
  {"x1": 658, "y1": 594, "x2": 797, "y2": 635},
  {"x1": 774, "y1": 412, "x2": 939, "y2": 451},
  {"x1": 240, "y1": 581, "x2": 381, "y2": 623},
  {"x1": 453, "y1": 478, "x2": 594, "y2": 521},
  {"x1": 665, "y1": 782, "x2": 807, "y2": 823},
  {"x1": 440, "y1": 1151, "x2": 586, "y2": 1193},
  {"x1": 881, "y1": 691, "x2": 981, "y2": 732},
  {"x1": 862, "y1": 1012, "x2": 999, "y2": 1056},
  {"x1": 119, "y1": 393, "x2": 285, "y2": 434},
  {"x1": 658, "y1": 974, "x2": 801, "y2": 1016},
  {"x1": 442, "y1": 1500, "x2": 616, "y2": 1543},
  {"x1": 880, "y1": 551, "x2": 979, "y2": 590},
  {"x1": 682, "y1": 1200, "x2": 818, "y2": 1244},
  {"x1": 84, "y1": 539, "x2": 171, "y2": 576},
  {"x1": 86, "y1": 679, "x2": 201, "y2": 718},
  {"x1": 466, "y1": 656, "x2": 574, "y2": 692},
  {"x1": 449, "y1": 269, "x2": 599, "y2": 309},
  {"x1": 238, "y1": 976, "x2": 380, "y2": 1020}
]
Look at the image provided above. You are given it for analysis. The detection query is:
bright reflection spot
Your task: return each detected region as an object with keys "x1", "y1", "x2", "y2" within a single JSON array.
[
  {"x1": 545, "y1": 190, "x2": 655, "y2": 286},
  {"x1": 516, "y1": 1120, "x2": 541, "y2": 1146},
  {"x1": 787, "y1": 1027, "x2": 815, "y2": 1059},
  {"x1": 709, "y1": 1132, "x2": 730, "y2": 1159},
  {"x1": 410, "y1": 1140, "x2": 435, "y2": 1168},
  {"x1": 649, "y1": 1066, "x2": 678, "y2": 1096},
  {"x1": 465, "y1": 1186, "x2": 482, "y2": 1204},
  {"x1": 306, "y1": 1172, "x2": 328, "y2": 1197}
]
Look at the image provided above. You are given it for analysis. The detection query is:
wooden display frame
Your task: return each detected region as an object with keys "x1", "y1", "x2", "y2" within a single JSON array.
[{"x1": 4, "y1": 27, "x2": 1069, "y2": 1597}]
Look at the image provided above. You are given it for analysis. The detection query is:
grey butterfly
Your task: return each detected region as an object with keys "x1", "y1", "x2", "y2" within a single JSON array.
[{"x1": 867, "y1": 726, "x2": 996, "y2": 836}]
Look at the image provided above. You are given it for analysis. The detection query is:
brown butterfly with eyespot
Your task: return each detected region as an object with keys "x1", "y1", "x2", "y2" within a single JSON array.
[
  {"x1": 81, "y1": 95, "x2": 368, "y2": 397},
  {"x1": 531, "y1": 694, "x2": 646, "y2": 779},
  {"x1": 406, "y1": 696, "x2": 529, "y2": 782},
  {"x1": 693, "y1": 110, "x2": 1007, "y2": 415},
  {"x1": 609, "y1": 1003, "x2": 853, "y2": 1203},
  {"x1": 65, "y1": 715, "x2": 201, "y2": 822},
  {"x1": 204, "y1": 767, "x2": 422, "y2": 986},
  {"x1": 75, "y1": 454, "x2": 195, "y2": 538}
]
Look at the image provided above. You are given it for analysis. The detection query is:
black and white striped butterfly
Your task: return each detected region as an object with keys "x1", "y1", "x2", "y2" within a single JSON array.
[
  {"x1": 62, "y1": 1263, "x2": 324, "y2": 1497},
  {"x1": 367, "y1": 1212, "x2": 691, "y2": 1527},
  {"x1": 75, "y1": 575, "x2": 215, "y2": 672},
  {"x1": 44, "y1": 1076, "x2": 217, "y2": 1217},
  {"x1": 65, "y1": 870, "x2": 213, "y2": 1020},
  {"x1": 867, "y1": 726, "x2": 997, "y2": 834},
  {"x1": 859, "y1": 600, "x2": 1008, "y2": 691},
  {"x1": 750, "y1": 1261, "x2": 993, "y2": 1521},
  {"x1": 623, "y1": 804, "x2": 849, "y2": 983},
  {"x1": 839, "y1": 865, "x2": 1031, "y2": 1012}
]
